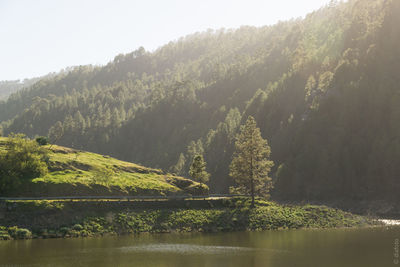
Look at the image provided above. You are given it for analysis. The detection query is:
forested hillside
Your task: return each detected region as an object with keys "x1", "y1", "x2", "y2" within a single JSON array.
[
  {"x1": 0, "y1": 76, "x2": 47, "y2": 100},
  {"x1": 1, "y1": 0, "x2": 399, "y2": 202}
]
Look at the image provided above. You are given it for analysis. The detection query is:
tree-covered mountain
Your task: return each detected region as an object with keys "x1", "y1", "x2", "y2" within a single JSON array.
[
  {"x1": 1, "y1": 0, "x2": 399, "y2": 203},
  {"x1": 0, "y1": 76, "x2": 49, "y2": 101}
]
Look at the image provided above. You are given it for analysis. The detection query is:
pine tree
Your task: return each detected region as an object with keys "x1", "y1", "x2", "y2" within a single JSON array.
[
  {"x1": 229, "y1": 116, "x2": 274, "y2": 207},
  {"x1": 171, "y1": 153, "x2": 186, "y2": 175},
  {"x1": 189, "y1": 154, "x2": 210, "y2": 186}
]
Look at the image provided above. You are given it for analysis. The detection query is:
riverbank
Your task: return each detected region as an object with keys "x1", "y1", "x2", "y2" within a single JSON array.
[
  {"x1": 278, "y1": 199, "x2": 400, "y2": 219},
  {"x1": 0, "y1": 198, "x2": 378, "y2": 240}
]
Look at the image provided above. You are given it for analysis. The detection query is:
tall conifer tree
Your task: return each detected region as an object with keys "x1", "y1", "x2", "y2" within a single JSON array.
[
  {"x1": 230, "y1": 116, "x2": 274, "y2": 207},
  {"x1": 189, "y1": 154, "x2": 210, "y2": 186}
]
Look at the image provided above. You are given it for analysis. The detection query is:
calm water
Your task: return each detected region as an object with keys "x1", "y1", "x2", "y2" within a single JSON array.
[{"x1": 0, "y1": 226, "x2": 399, "y2": 267}]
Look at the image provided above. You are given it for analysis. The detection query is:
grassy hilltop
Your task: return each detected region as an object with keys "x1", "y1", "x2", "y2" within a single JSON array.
[{"x1": 0, "y1": 137, "x2": 206, "y2": 197}]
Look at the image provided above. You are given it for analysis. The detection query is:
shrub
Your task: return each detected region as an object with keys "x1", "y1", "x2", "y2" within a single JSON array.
[
  {"x1": 0, "y1": 233, "x2": 11, "y2": 240},
  {"x1": 72, "y1": 224, "x2": 83, "y2": 231},
  {"x1": 0, "y1": 134, "x2": 49, "y2": 194},
  {"x1": 0, "y1": 226, "x2": 11, "y2": 240},
  {"x1": 167, "y1": 176, "x2": 193, "y2": 189},
  {"x1": 185, "y1": 183, "x2": 209, "y2": 195},
  {"x1": 59, "y1": 227, "x2": 70, "y2": 236},
  {"x1": 35, "y1": 136, "x2": 49, "y2": 146},
  {"x1": 16, "y1": 228, "x2": 32, "y2": 239}
]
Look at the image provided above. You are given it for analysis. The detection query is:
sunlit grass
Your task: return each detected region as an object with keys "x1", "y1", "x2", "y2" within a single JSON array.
[{"x1": 1, "y1": 140, "x2": 201, "y2": 196}]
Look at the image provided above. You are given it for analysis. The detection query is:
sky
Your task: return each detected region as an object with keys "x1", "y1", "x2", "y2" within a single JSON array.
[{"x1": 0, "y1": 0, "x2": 333, "y2": 81}]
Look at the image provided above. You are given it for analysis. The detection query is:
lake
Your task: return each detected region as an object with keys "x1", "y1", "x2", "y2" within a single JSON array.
[{"x1": 0, "y1": 226, "x2": 399, "y2": 267}]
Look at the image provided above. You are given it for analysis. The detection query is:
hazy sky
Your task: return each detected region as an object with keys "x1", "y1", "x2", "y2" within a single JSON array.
[{"x1": 0, "y1": 0, "x2": 333, "y2": 81}]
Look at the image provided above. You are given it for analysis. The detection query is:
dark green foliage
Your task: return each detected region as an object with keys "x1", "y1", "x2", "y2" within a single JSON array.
[
  {"x1": 6, "y1": 226, "x2": 32, "y2": 239},
  {"x1": 15, "y1": 228, "x2": 32, "y2": 239},
  {"x1": 189, "y1": 155, "x2": 210, "y2": 185},
  {"x1": 0, "y1": 198, "x2": 374, "y2": 240},
  {"x1": 35, "y1": 136, "x2": 49, "y2": 146},
  {"x1": 0, "y1": 0, "x2": 399, "y2": 203},
  {"x1": 72, "y1": 224, "x2": 83, "y2": 231},
  {"x1": 0, "y1": 134, "x2": 48, "y2": 194},
  {"x1": 0, "y1": 226, "x2": 12, "y2": 240}
]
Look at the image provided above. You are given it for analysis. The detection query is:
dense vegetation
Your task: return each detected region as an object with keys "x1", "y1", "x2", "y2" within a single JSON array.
[
  {"x1": 0, "y1": 75, "x2": 52, "y2": 100},
  {"x1": 0, "y1": 134, "x2": 49, "y2": 193},
  {"x1": 0, "y1": 136, "x2": 206, "y2": 197},
  {"x1": 1, "y1": 0, "x2": 399, "y2": 203},
  {"x1": 0, "y1": 198, "x2": 374, "y2": 240}
]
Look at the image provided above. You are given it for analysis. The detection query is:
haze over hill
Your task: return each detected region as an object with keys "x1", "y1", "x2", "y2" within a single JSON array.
[
  {"x1": 0, "y1": 0, "x2": 332, "y2": 81},
  {"x1": 0, "y1": 74, "x2": 56, "y2": 100},
  {"x1": 1, "y1": 0, "x2": 399, "y2": 204}
]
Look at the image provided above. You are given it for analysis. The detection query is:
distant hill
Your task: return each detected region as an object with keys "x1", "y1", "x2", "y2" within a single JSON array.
[
  {"x1": 0, "y1": 76, "x2": 51, "y2": 101},
  {"x1": 0, "y1": 137, "x2": 206, "y2": 197},
  {"x1": 0, "y1": 81, "x2": 22, "y2": 100},
  {"x1": 0, "y1": 0, "x2": 399, "y2": 203}
]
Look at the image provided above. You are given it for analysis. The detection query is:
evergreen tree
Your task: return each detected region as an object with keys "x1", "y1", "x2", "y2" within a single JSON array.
[
  {"x1": 189, "y1": 154, "x2": 210, "y2": 186},
  {"x1": 229, "y1": 116, "x2": 274, "y2": 207},
  {"x1": 171, "y1": 153, "x2": 186, "y2": 175}
]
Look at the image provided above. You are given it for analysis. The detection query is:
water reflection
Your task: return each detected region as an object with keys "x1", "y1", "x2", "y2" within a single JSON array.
[
  {"x1": 0, "y1": 226, "x2": 398, "y2": 267},
  {"x1": 119, "y1": 244, "x2": 255, "y2": 254}
]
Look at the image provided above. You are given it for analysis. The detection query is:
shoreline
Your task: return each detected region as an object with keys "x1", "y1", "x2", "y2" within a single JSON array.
[
  {"x1": 0, "y1": 198, "x2": 378, "y2": 241},
  {"x1": 1, "y1": 224, "x2": 393, "y2": 243}
]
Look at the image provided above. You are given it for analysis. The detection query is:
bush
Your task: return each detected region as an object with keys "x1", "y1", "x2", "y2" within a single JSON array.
[
  {"x1": 8, "y1": 227, "x2": 32, "y2": 239},
  {"x1": 35, "y1": 136, "x2": 49, "y2": 146},
  {"x1": 59, "y1": 227, "x2": 70, "y2": 236},
  {"x1": 0, "y1": 134, "x2": 49, "y2": 194},
  {"x1": 72, "y1": 224, "x2": 83, "y2": 231},
  {"x1": 16, "y1": 228, "x2": 32, "y2": 239},
  {"x1": 0, "y1": 226, "x2": 11, "y2": 240},
  {"x1": 167, "y1": 176, "x2": 193, "y2": 189},
  {"x1": 185, "y1": 183, "x2": 209, "y2": 195}
]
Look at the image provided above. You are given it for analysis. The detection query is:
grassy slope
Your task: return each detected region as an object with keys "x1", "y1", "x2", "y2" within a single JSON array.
[
  {"x1": 0, "y1": 137, "x2": 205, "y2": 197},
  {"x1": 0, "y1": 198, "x2": 377, "y2": 240}
]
